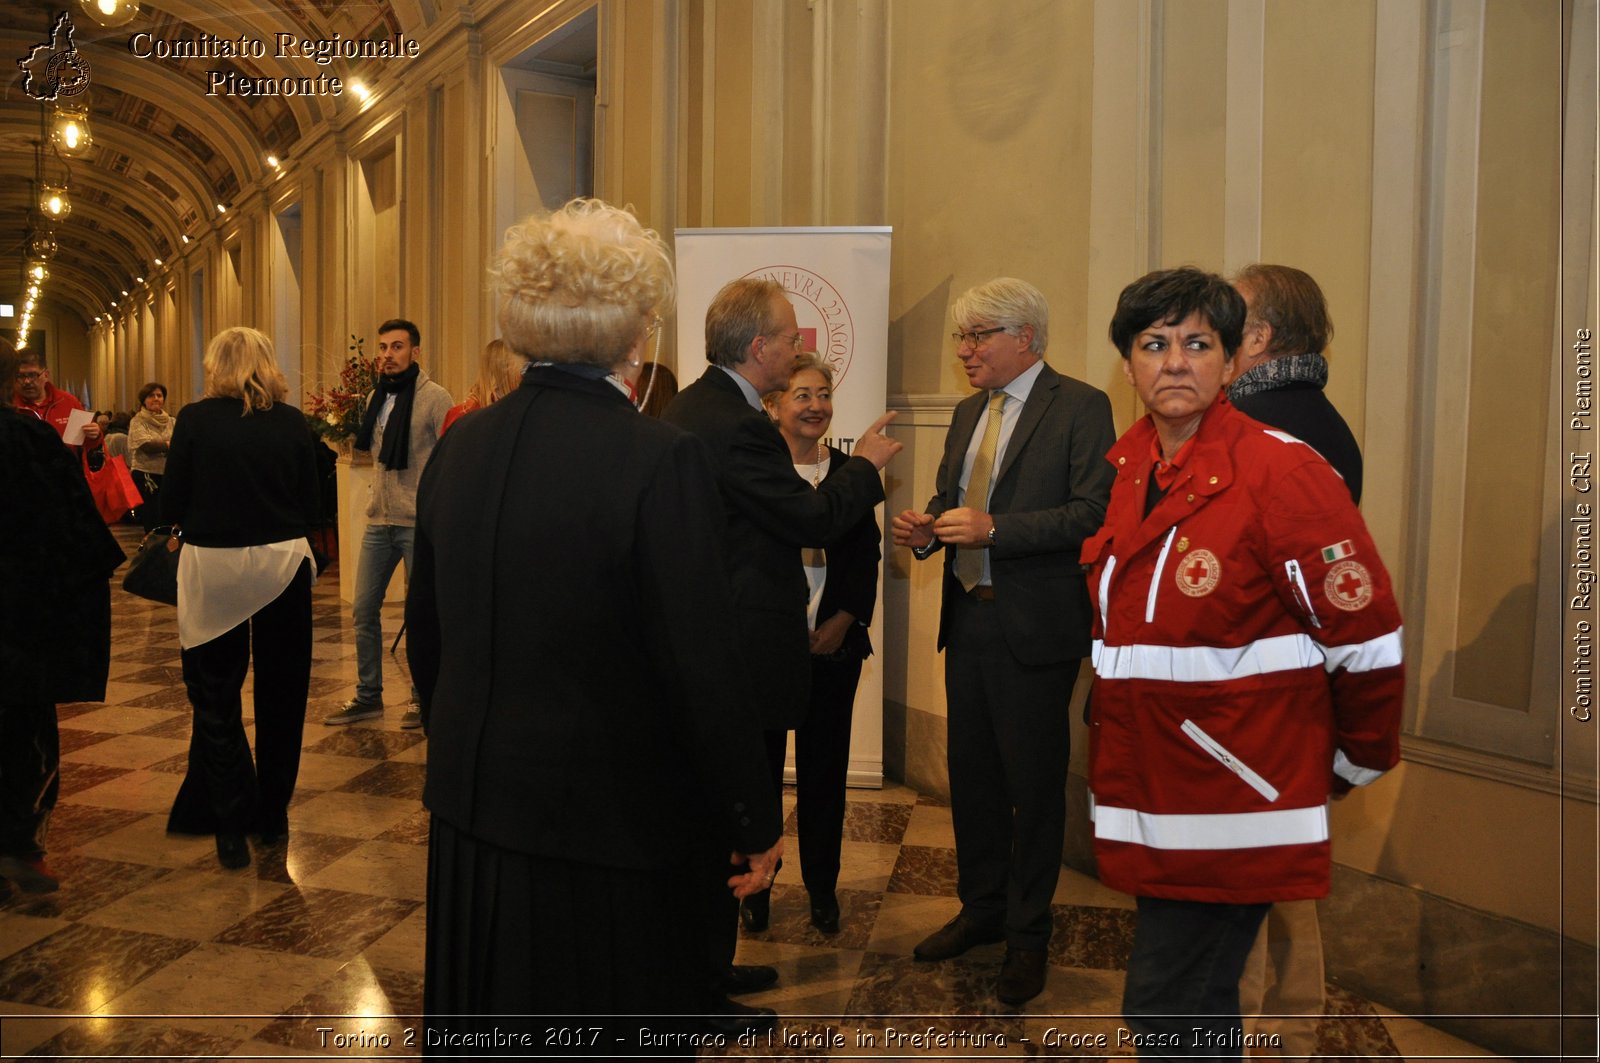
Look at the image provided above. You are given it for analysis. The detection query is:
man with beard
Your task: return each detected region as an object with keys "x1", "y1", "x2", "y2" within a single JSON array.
[{"x1": 325, "y1": 319, "x2": 452, "y2": 731}]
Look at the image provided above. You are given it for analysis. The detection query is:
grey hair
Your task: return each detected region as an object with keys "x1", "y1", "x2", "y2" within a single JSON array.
[{"x1": 951, "y1": 277, "x2": 1049, "y2": 355}]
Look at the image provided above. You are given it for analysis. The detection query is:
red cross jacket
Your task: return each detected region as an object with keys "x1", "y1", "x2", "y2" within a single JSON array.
[
  {"x1": 13, "y1": 383, "x2": 96, "y2": 448},
  {"x1": 1080, "y1": 398, "x2": 1402, "y2": 904}
]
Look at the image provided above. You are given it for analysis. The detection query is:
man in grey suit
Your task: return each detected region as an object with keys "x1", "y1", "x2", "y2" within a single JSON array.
[{"x1": 892, "y1": 277, "x2": 1116, "y2": 1006}]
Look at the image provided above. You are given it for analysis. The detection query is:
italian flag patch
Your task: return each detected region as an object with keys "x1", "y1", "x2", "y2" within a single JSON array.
[{"x1": 1321, "y1": 540, "x2": 1356, "y2": 563}]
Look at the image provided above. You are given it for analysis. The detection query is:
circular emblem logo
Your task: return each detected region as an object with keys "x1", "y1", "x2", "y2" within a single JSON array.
[
  {"x1": 1324, "y1": 560, "x2": 1373, "y2": 611},
  {"x1": 46, "y1": 51, "x2": 91, "y2": 98},
  {"x1": 741, "y1": 264, "x2": 856, "y2": 389},
  {"x1": 1175, "y1": 549, "x2": 1221, "y2": 597}
]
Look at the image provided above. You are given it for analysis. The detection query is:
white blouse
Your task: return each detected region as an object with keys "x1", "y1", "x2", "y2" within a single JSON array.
[
  {"x1": 794, "y1": 455, "x2": 831, "y2": 631},
  {"x1": 177, "y1": 538, "x2": 316, "y2": 649}
]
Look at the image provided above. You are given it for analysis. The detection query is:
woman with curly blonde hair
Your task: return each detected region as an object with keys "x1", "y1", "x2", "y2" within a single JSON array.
[
  {"x1": 408, "y1": 199, "x2": 782, "y2": 1041},
  {"x1": 161, "y1": 327, "x2": 322, "y2": 870}
]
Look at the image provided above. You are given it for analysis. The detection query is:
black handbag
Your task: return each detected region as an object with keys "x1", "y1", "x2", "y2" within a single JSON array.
[{"x1": 123, "y1": 525, "x2": 181, "y2": 605}]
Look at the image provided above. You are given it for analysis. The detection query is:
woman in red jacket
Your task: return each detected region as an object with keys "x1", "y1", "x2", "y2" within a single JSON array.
[{"x1": 1085, "y1": 268, "x2": 1403, "y2": 1060}]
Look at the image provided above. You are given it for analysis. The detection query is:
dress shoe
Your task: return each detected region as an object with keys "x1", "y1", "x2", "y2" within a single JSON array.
[
  {"x1": 809, "y1": 893, "x2": 841, "y2": 934},
  {"x1": 700, "y1": 997, "x2": 777, "y2": 1037},
  {"x1": 996, "y1": 946, "x2": 1048, "y2": 1006},
  {"x1": 913, "y1": 911, "x2": 1004, "y2": 962},
  {"x1": 739, "y1": 889, "x2": 770, "y2": 932},
  {"x1": 720, "y1": 964, "x2": 778, "y2": 995},
  {"x1": 0, "y1": 853, "x2": 60, "y2": 893},
  {"x1": 215, "y1": 832, "x2": 251, "y2": 870}
]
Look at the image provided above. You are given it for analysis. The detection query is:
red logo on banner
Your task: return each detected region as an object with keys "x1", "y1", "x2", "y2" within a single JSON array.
[{"x1": 743, "y1": 264, "x2": 856, "y2": 389}]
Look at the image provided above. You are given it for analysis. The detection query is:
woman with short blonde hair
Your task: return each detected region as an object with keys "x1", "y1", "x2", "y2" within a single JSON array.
[
  {"x1": 412, "y1": 198, "x2": 780, "y2": 1035},
  {"x1": 202, "y1": 326, "x2": 288, "y2": 413},
  {"x1": 162, "y1": 328, "x2": 321, "y2": 870},
  {"x1": 492, "y1": 198, "x2": 674, "y2": 367}
]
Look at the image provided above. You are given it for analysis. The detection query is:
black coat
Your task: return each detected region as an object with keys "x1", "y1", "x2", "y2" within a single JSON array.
[
  {"x1": 663, "y1": 367, "x2": 885, "y2": 728},
  {"x1": 408, "y1": 366, "x2": 780, "y2": 870},
  {"x1": 924, "y1": 363, "x2": 1117, "y2": 664},
  {"x1": 0, "y1": 413, "x2": 124, "y2": 706},
  {"x1": 1230, "y1": 384, "x2": 1363, "y2": 503}
]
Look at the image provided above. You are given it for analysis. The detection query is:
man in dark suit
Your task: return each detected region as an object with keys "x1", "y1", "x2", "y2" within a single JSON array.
[
  {"x1": 664, "y1": 277, "x2": 900, "y2": 1025},
  {"x1": 891, "y1": 277, "x2": 1116, "y2": 1006}
]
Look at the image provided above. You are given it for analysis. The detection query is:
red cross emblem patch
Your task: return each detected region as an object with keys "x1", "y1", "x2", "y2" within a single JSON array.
[
  {"x1": 1175, "y1": 549, "x2": 1221, "y2": 597},
  {"x1": 1324, "y1": 559, "x2": 1373, "y2": 611}
]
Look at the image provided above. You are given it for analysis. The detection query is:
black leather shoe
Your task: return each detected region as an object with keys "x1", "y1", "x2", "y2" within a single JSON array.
[
  {"x1": 913, "y1": 912, "x2": 1004, "y2": 961},
  {"x1": 739, "y1": 889, "x2": 770, "y2": 932},
  {"x1": 996, "y1": 946, "x2": 1047, "y2": 1006},
  {"x1": 700, "y1": 997, "x2": 777, "y2": 1037},
  {"x1": 809, "y1": 893, "x2": 840, "y2": 934},
  {"x1": 215, "y1": 832, "x2": 250, "y2": 870},
  {"x1": 721, "y1": 964, "x2": 778, "y2": 995}
]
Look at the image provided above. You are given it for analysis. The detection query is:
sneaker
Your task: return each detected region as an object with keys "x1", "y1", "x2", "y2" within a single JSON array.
[
  {"x1": 0, "y1": 853, "x2": 61, "y2": 893},
  {"x1": 400, "y1": 707, "x2": 423, "y2": 730},
  {"x1": 324, "y1": 698, "x2": 382, "y2": 725}
]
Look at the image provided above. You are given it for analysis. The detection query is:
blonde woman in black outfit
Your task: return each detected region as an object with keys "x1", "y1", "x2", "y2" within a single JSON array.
[
  {"x1": 161, "y1": 327, "x2": 322, "y2": 869},
  {"x1": 409, "y1": 199, "x2": 782, "y2": 1046}
]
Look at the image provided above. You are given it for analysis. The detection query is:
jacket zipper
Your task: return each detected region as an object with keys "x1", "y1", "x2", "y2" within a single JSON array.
[
  {"x1": 1284, "y1": 559, "x2": 1321, "y2": 629},
  {"x1": 1145, "y1": 526, "x2": 1177, "y2": 623},
  {"x1": 1180, "y1": 719, "x2": 1280, "y2": 801},
  {"x1": 1098, "y1": 555, "x2": 1116, "y2": 630}
]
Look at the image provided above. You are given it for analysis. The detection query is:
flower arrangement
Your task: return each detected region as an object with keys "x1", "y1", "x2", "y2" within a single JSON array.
[{"x1": 305, "y1": 335, "x2": 378, "y2": 443}]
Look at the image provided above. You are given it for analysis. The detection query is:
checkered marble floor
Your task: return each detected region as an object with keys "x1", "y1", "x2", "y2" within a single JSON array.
[{"x1": 0, "y1": 525, "x2": 1504, "y2": 1060}]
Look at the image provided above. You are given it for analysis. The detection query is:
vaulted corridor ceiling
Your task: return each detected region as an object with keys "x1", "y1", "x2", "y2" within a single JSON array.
[{"x1": 1, "y1": 0, "x2": 427, "y2": 325}]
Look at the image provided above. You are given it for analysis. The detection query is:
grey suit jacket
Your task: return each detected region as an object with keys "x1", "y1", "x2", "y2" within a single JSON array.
[{"x1": 923, "y1": 361, "x2": 1116, "y2": 665}]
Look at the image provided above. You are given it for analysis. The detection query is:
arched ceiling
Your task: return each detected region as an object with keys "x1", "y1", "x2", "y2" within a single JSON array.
[{"x1": 1, "y1": 0, "x2": 427, "y2": 328}]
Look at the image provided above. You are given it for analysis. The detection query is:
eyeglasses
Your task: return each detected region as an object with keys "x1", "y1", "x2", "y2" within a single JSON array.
[
  {"x1": 768, "y1": 330, "x2": 804, "y2": 350},
  {"x1": 952, "y1": 326, "x2": 1009, "y2": 348},
  {"x1": 17, "y1": 370, "x2": 45, "y2": 380}
]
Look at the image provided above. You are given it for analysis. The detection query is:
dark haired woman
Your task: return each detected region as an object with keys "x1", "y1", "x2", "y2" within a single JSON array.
[
  {"x1": 1085, "y1": 267, "x2": 1404, "y2": 1059},
  {"x1": 129, "y1": 381, "x2": 173, "y2": 530}
]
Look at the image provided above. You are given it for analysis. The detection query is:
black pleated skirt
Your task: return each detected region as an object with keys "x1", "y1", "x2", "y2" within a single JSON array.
[{"x1": 423, "y1": 815, "x2": 710, "y2": 1059}]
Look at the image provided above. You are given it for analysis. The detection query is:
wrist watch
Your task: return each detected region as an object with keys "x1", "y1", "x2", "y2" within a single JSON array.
[{"x1": 986, "y1": 525, "x2": 997, "y2": 548}]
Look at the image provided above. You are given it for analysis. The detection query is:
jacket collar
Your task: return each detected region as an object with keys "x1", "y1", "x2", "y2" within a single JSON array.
[
  {"x1": 1107, "y1": 398, "x2": 1238, "y2": 550},
  {"x1": 521, "y1": 363, "x2": 635, "y2": 408}
]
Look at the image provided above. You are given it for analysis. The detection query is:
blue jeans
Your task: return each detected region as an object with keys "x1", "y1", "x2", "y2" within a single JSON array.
[{"x1": 353, "y1": 523, "x2": 416, "y2": 705}]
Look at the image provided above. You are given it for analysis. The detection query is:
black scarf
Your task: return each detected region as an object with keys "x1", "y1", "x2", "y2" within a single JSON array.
[{"x1": 356, "y1": 363, "x2": 420, "y2": 470}]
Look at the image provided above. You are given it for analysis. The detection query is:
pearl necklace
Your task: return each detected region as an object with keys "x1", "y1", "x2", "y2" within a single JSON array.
[{"x1": 809, "y1": 441, "x2": 825, "y2": 487}]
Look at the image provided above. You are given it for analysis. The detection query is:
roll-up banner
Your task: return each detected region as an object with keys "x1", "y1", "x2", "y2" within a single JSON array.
[{"x1": 675, "y1": 226, "x2": 892, "y2": 787}]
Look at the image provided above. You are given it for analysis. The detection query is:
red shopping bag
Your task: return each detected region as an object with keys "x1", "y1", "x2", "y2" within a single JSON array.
[{"x1": 83, "y1": 449, "x2": 143, "y2": 523}]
